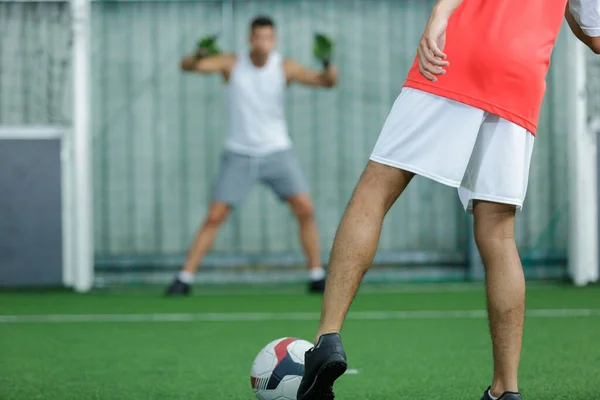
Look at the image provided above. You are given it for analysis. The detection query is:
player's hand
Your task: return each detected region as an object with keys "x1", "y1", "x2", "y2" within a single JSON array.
[
  {"x1": 195, "y1": 35, "x2": 221, "y2": 60},
  {"x1": 314, "y1": 33, "x2": 334, "y2": 69},
  {"x1": 417, "y1": 11, "x2": 450, "y2": 82}
]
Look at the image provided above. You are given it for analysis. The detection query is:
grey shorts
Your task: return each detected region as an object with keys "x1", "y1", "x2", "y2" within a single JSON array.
[{"x1": 212, "y1": 149, "x2": 309, "y2": 206}]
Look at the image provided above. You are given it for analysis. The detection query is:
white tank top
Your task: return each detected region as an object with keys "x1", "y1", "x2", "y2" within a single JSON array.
[{"x1": 224, "y1": 51, "x2": 292, "y2": 156}]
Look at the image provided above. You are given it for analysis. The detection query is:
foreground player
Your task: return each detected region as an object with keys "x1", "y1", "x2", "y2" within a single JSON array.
[
  {"x1": 297, "y1": 0, "x2": 600, "y2": 399},
  {"x1": 165, "y1": 17, "x2": 338, "y2": 296}
]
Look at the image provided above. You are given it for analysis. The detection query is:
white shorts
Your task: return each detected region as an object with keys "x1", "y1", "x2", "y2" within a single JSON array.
[{"x1": 370, "y1": 88, "x2": 535, "y2": 213}]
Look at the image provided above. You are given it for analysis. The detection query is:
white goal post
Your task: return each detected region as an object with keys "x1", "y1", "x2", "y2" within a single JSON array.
[
  {"x1": 66, "y1": 0, "x2": 94, "y2": 292},
  {"x1": 70, "y1": 0, "x2": 93, "y2": 292},
  {"x1": 0, "y1": 0, "x2": 93, "y2": 292},
  {"x1": 566, "y1": 33, "x2": 599, "y2": 286}
]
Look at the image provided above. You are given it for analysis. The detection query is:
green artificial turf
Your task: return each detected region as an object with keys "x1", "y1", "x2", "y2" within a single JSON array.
[{"x1": 0, "y1": 284, "x2": 599, "y2": 399}]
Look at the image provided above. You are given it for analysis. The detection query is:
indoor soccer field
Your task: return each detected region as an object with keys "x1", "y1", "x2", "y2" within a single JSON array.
[{"x1": 1, "y1": 283, "x2": 599, "y2": 400}]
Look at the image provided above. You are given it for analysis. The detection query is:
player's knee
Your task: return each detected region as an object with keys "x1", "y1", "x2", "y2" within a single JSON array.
[
  {"x1": 205, "y1": 206, "x2": 229, "y2": 226},
  {"x1": 292, "y1": 198, "x2": 315, "y2": 221},
  {"x1": 351, "y1": 161, "x2": 413, "y2": 213},
  {"x1": 473, "y1": 226, "x2": 498, "y2": 251},
  {"x1": 590, "y1": 38, "x2": 600, "y2": 54},
  {"x1": 474, "y1": 228, "x2": 518, "y2": 272},
  {"x1": 473, "y1": 203, "x2": 515, "y2": 251}
]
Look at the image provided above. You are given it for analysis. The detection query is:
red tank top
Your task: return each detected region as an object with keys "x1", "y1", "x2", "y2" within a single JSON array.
[{"x1": 404, "y1": 0, "x2": 568, "y2": 134}]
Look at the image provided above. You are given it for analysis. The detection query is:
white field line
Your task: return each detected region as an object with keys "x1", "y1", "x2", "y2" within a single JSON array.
[{"x1": 0, "y1": 309, "x2": 599, "y2": 324}]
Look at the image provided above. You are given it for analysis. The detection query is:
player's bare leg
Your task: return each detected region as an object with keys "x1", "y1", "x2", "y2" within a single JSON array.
[
  {"x1": 182, "y1": 202, "x2": 231, "y2": 274},
  {"x1": 287, "y1": 193, "x2": 325, "y2": 292},
  {"x1": 287, "y1": 193, "x2": 321, "y2": 267},
  {"x1": 474, "y1": 200, "x2": 524, "y2": 397},
  {"x1": 297, "y1": 161, "x2": 413, "y2": 400},
  {"x1": 165, "y1": 202, "x2": 230, "y2": 296},
  {"x1": 316, "y1": 162, "x2": 413, "y2": 337}
]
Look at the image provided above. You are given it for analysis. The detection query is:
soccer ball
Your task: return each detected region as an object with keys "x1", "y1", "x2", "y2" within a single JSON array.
[{"x1": 250, "y1": 337, "x2": 313, "y2": 400}]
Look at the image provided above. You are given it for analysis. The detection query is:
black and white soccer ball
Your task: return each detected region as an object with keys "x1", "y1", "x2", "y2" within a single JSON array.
[{"x1": 250, "y1": 337, "x2": 313, "y2": 400}]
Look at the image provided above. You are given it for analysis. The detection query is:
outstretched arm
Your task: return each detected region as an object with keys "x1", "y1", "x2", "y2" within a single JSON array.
[
  {"x1": 284, "y1": 60, "x2": 338, "y2": 88},
  {"x1": 566, "y1": 1, "x2": 600, "y2": 54},
  {"x1": 180, "y1": 52, "x2": 236, "y2": 78}
]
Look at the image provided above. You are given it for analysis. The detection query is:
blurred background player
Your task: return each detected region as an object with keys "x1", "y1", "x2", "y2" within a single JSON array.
[
  {"x1": 297, "y1": 0, "x2": 600, "y2": 399},
  {"x1": 165, "y1": 16, "x2": 338, "y2": 296}
]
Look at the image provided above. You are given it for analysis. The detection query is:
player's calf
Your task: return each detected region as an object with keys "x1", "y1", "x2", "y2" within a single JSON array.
[{"x1": 297, "y1": 333, "x2": 347, "y2": 400}]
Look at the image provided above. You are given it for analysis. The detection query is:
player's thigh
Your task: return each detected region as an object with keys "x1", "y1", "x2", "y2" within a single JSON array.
[
  {"x1": 370, "y1": 87, "x2": 485, "y2": 187},
  {"x1": 350, "y1": 160, "x2": 415, "y2": 215},
  {"x1": 259, "y1": 150, "x2": 309, "y2": 201},
  {"x1": 212, "y1": 151, "x2": 258, "y2": 207},
  {"x1": 458, "y1": 115, "x2": 534, "y2": 213}
]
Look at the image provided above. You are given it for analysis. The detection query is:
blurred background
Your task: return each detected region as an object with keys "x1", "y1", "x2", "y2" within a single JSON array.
[
  {"x1": 1, "y1": 0, "x2": 600, "y2": 289},
  {"x1": 0, "y1": 0, "x2": 599, "y2": 288}
]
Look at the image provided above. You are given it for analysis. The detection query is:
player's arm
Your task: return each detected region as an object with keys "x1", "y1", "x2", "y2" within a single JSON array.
[
  {"x1": 566, "y1": 1, "x2": 600, "y2": 54},
  {"x1": 432, "y1": 0, "x2": 463, "y2": 16},
  {"x1": 284, "y1": 60, "x2": 338, "y2": 88},
  {"x1": 180, "y1": 52, "x2": 235, "y2": 75},
  {"x1": 417, "y1": 0, "x2": 463, "y2": 81}
]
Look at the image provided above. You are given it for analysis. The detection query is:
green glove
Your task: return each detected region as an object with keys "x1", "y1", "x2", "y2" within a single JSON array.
[
  {"x1": 196, "y1": 35, "x2": 221, "y2": 59},
  {"x1": 313, "y1": 33, "x2": 333, "y2": 69}
]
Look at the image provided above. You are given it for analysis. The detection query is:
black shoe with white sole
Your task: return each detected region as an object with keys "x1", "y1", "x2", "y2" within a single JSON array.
[
  {"x1": 481, "y1": 387, "x2": 523, "y2": 400},
  {"x1": 164, "y1": 278, "x2": 191, "y2": 296},
  {"x1": 297, "y1": 333, "x2": 347, "y2": 400}
]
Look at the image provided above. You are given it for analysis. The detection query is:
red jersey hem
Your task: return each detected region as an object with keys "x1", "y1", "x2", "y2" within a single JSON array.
[{"x1": 404, "y1": 79, "x2": 537, "y2": 135}]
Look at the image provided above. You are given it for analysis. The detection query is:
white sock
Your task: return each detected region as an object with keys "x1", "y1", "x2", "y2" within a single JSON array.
[
  {"x1": 178, "y1": 271, "x2": 195, "y2": 284},
  {"x1": 488, "y1": 390, "x2": 498, "y2": 400},
  {"x1": 309, "y1": 267, "x2": 325, "y2": 281}
]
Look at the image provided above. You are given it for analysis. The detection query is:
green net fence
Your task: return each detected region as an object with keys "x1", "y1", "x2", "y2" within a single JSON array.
[{"x1": 0, "y1": 0, "x2": 72, "y2": 125}]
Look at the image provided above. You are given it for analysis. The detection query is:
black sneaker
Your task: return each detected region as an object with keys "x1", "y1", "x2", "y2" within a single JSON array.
[
  {"x1": 481, "y1": 387, "x2": 523, "y2": 400},
  {"x1": 164, "y1": 278, "x2": 191, "y2": 296},
  {"x1": 297, "y1": 333, "x2": 347, "y2": 400},
  {"x1": 309, "y1": 278, "x2": 326, "y2": 293}
]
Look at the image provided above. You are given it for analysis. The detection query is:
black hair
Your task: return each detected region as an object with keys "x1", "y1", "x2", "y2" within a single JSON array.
[{"x1": 250, "y1": 16, "x2": 275, "y2": 31}]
